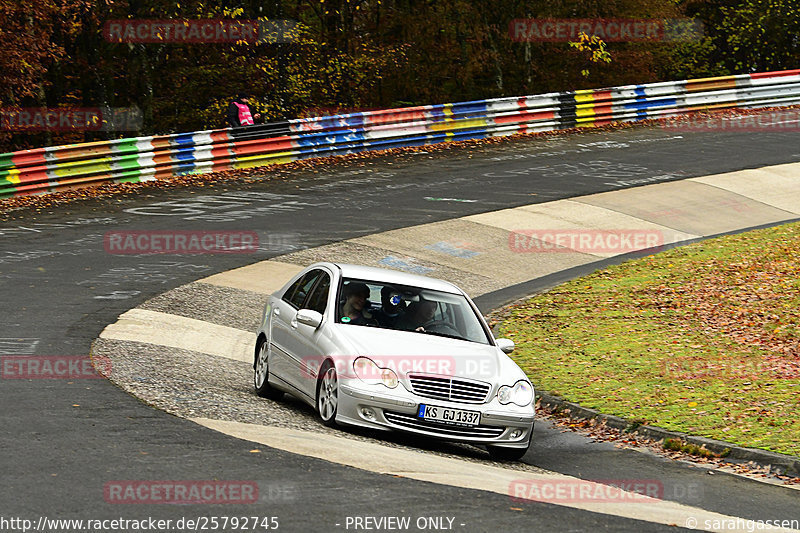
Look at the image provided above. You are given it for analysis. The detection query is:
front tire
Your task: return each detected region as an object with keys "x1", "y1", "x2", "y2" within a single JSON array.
[
  {"x1": 316, "y1": 361, "x2": 339, "y2": 427},
  {"x1": 487, "y1": 443, "x2": 530, "y2": 461},
  {"x1": 254, "y1": 337, "x2": 284, "y2": 400}
]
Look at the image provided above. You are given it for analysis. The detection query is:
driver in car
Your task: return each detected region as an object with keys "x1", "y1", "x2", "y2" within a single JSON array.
[{"x1": 397, "y1": 300, "x2": 437, "y2": 332}]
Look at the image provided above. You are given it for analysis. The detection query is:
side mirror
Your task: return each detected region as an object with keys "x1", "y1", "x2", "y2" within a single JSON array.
[
  {"x1": 296, "y1": 309, "x2": 323, "y2": 329},
  {"x1": 495, "y1": 338, "x2": 515, "y2": 354}
]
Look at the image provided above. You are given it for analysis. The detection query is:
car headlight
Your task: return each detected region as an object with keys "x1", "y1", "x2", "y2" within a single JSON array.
[
  {"x1": 380, "y1": 368, "x2": 398, "y2": 388},
  {"x1": 353, "y1": 357, "x2": 398, "y2": 389},
  {"x1": 497, "y1": 380, "x2": 533, "y2": 406}
]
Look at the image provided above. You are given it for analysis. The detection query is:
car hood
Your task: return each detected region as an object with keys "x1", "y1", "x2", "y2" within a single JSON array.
[{"x1": 329, "y1": 324, "x2": 527, "y2": 384}]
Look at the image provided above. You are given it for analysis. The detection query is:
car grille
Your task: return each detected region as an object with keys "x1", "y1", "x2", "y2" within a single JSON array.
[
  {"x1": 407, "y1": 374, "x2": 491, "y2": 404},
  {"x1": 384, "y1": 411, "x2": 505, "y2": 439}
]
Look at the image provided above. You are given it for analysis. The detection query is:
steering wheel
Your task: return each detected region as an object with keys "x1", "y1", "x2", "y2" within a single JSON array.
[{"x1": 421, "y1": 320, "x2": 461, "y2": 336}]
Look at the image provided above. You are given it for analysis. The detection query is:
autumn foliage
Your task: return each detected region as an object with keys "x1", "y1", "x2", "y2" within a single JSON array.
[{"x1": 2, "y1": 0, "x2": 799, "y2": 152}]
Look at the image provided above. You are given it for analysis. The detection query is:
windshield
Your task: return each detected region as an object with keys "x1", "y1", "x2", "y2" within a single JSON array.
[{"x1": 336, "y1": 278, "x2": 492, "y2": 345}]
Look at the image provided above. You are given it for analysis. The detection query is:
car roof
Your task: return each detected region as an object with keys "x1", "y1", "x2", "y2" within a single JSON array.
[{"x1": 313, "y1": 262, "x2": 463, "y2": 294}]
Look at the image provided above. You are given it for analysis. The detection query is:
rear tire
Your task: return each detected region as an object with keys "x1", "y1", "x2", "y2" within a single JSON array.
[{"x1": 254, "y1": 337, "x2": 284, "y2": 400}]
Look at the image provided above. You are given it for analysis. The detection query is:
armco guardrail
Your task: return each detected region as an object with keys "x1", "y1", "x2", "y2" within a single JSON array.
[{"x1": 2, "y1": 69, "x2": 799, "y2": 198}]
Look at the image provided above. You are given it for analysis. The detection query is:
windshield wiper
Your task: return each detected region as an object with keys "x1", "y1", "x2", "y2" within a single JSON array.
[{"x1": 418, "y1": 330, "x2": 469, "y2": 341}]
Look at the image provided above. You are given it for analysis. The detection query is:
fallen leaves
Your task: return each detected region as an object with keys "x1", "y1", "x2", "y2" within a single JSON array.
[
  {"x1": 498, "y1": 220, "x2": 800, "y2": 457},
  {"x1": 538, "y1": 403, "x2": 800, "y2": 484}
]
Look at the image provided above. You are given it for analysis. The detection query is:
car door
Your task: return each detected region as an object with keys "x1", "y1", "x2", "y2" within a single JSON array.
[
  {"x1": 269, "y1": 269, "x2": 324, "y2": 393},
  {"x1": 285, "y1": 271, "x2": 332, "y2": 397}
]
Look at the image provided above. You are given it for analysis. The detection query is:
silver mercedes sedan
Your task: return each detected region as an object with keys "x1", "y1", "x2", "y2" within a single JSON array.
[{"x1": 253, "y1": 262, "x2": 535, "y2": 460}]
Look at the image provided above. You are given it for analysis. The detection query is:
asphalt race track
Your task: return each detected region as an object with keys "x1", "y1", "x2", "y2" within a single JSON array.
[{"x1": 2, "y1": 118, "x2": 800, "y2": 532}]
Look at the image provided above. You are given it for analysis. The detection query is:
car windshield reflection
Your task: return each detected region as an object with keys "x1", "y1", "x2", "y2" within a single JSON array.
[{"x1": 336, "y1": 278, "x2": 491, "y2": 345}]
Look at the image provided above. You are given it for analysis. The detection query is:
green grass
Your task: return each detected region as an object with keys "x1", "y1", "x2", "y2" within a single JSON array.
[{"x1": 499, "y1": 221, "x2": 800, "y2": 457}]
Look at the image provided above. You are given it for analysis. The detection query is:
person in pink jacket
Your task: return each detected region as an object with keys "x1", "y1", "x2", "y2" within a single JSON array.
[{"x1": 227, "y1": 94, "x2": 262, "y2": 127}]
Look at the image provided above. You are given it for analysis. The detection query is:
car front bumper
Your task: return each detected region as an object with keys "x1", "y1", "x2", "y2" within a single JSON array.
[{"x1": 337, "y1": 381, "x2": 535, "y2": 447}]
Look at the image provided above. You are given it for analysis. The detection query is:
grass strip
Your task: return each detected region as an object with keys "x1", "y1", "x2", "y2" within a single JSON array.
[{"x1": 500, "y1": 221, "x2": 800, "y2": 456}]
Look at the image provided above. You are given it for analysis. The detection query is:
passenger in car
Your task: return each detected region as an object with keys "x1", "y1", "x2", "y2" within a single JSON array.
[
  {"x1": 396, "y1": 300, "x2": 437, "y2": 332},
  {"x1": 340, "y1": 282, "x2": 376, "y2": 325},
  {"x1": 373, "y1": 286, "x2": 407, "y2": 328}
]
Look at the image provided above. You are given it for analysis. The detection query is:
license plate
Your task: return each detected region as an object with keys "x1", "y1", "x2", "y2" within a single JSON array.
[{"x1": 417, "y1": 404, "x2": 480, "y2": 427}]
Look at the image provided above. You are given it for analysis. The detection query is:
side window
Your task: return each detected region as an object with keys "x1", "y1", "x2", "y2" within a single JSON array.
[
  {"x1": 305, "y1": 273, "x2": 331, "y2": 314},
  {"x1": 282, "y1": 270, "x2": 322, "y2": 309}
]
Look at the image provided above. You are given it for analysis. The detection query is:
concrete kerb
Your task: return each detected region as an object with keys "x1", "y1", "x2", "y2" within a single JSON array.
[{"x1": 536, "y1": 392, "x2": 800, "y2": 478}]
